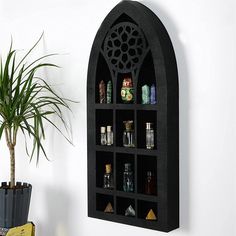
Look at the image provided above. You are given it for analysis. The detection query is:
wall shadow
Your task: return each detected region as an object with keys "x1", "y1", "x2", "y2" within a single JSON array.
[
  {"x1": 43, "y1": 187, "x2": 71, "y2": 236},
  {"x1": 141, "y1": 0, "x2": 190, "y2": 231}
]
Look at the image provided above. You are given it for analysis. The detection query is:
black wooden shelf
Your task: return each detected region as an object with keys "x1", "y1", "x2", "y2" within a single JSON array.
[
  {"x1": 87, "y1": 1, "x2": 179, "y2": 232},
  {"x1": 96, "y1": 188, "x2": 158, "y2": 202},
  {"x1": 95, "y1": 103, "x2": 158, "y2": 110},
  {"x1": 95, "y1": 145, "x2": 157, "y2": 156}
]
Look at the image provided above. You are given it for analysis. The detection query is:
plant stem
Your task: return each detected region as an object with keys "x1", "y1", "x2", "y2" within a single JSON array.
[
  {"x1": 9, "y1": 146, "x2": 15, "y2": 188},
  {"x1": 5, "y1": 128, "x2": 16, "y2": 188}
]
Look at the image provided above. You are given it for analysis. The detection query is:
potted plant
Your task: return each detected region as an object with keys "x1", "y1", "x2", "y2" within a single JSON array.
[{"x1": 0, "y1": 35, "x2": 73, "y2": 228}]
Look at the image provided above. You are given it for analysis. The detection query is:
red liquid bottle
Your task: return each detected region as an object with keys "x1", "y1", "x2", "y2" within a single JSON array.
[{"x1": 145, "y1": 171, "x2": 156, "y2": 195}]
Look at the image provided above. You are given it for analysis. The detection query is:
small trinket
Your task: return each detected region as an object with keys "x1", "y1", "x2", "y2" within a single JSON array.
[
  {"x1": 107, "y1": 80, "x2": 112, "y2": 103},
  {"x1": 121, "y1": 77, "x2": 134, "y2": 103},
  {"x1": 125, "y1": 205, "x2": 135, "y2": 217},
  {"x1": 142, "y1": 84, "x2": 150, "y2": 104},
  {"x1": 150, "y1": 84, "x2": 157, "y2": 104},
  {"x1": 99, "y1": 80, "x2": 106, "y2": 103}
]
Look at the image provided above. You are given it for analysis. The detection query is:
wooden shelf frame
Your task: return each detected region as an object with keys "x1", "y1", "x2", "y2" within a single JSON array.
[{"x1": 87, "y1": 1, "x2": 179, "y2": 232}]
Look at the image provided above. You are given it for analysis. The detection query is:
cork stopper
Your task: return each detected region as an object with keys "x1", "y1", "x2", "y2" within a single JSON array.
[
  {"x1": 105, "y1": 164, "x2": 112, "y2": 174},
  {"x1": 101, "y1": 127, "x2": 106, "y2": 133},
  {"x1": 123, "y1": 120, "x2": 133, "y2": 131}
]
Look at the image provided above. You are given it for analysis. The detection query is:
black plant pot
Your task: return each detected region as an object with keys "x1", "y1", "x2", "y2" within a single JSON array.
[{"x1": 0, "y1": 182, "x2": 32, "y2": 228}]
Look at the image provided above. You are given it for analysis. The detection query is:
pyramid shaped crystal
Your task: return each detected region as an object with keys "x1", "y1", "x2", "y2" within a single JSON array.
[
  {"x1": 104, "y1": 202, "x2": 114, "y2": 213},
  {"x1": 125, "y1": 205, "x2": 135, "y2": 217},
  {"x1": 145, "y1": 209, "x2": 157, "y2": 220}
]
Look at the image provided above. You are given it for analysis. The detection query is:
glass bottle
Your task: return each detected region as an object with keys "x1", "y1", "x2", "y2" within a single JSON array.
[
  {"x1": 100, "y1": 127, "x2": 107, "y2": 145},
  {"x1": 103, "y1": 164, "x2": 114, "y2": 189},
  {"x1": 146, "y1": 122, "x2": 154, "y2": 149},
  {"x1": 145, "y1": 171, "x2": 156, "y2": 195},
  {"x1": 123, "y1": 163, "x2": 134, "y2": 192},
  {"x1": 123, "y1": 120, "x2": 135, "y2": 147},
  {"x1": 106, "y1": 126, "x2": 113, "y2": 146}
]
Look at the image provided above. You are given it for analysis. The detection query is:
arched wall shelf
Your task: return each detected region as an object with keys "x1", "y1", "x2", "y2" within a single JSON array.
[{"x1": 87, "y1": 1, "x2": 179, "y2": 232}]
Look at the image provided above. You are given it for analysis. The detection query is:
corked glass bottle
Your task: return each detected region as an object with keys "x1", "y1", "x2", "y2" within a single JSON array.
[
  {"x1": 103, "y1": 164, "x2": 114, "y2": 189},
  {"x1": 123, "y1": 120, "x2": 135, "y2": 147}
]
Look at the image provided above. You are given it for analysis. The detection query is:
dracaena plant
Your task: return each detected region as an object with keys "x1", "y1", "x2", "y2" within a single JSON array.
[{"x1": 0, "y1": 35, "x2": 72, "y2": 188}]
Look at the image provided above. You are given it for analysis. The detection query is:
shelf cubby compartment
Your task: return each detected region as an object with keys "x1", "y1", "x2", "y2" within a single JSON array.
[
  {"x1": 137, "y1": 51, "x2": 157, "y2": 104},
  {"x1": 96, "y1": 109, "x2": 113, "y2": 145},
  {"x1": 96, "y1": 151, "x2": 114, "y2": 188},
  {"x1": 116, "y1": 153, "x2": 135, "y2": 192},
  {"x1": 116, "y1": 197, "x2": 136, "y2": 217},
  {"x1": 116, "y1": 110, "x2": 135, "y2": 147},
  {"x1": 137, "y1": 155, "x2": 157, "y2": 196},
  {"x1": 96, "y1": 193, "x2": 114, "y2": 213},
  {"x1": 137, "y1": 110, "x2": 157, "y2": 149},
  {"x1": 137, "y1": 200, "x2": 157, "y2": 221},
  {"x1": 95, "y1": 53, "x2": 113, "y2": 104}
]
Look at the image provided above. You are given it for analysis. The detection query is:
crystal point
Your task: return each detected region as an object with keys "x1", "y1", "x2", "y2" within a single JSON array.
[
  {"x1": 146, "y1": 209, "x2": 157, "y2": 220},
  {"x1": 125, "y1": 205, "x2": 135, "y2": 217},
  {"x1": 104, "y1": 202, "x2": 114, "y2": 213}
]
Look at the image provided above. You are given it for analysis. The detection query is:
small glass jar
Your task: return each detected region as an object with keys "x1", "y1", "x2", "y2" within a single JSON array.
[
  {"x1": 146, "y1": 122, "x2": 154, "y2": 149},
  {"x1": 123, "y1": 120, "x2": 135, "y2": 147},
  {"x1": 123, "y1": 163, "x2": 134, "y2": 192},
  {"x1": 100, "y1": 127, "x2": 107, "y2": 145},
  {"x1": 103, "y1": 164, "x2": 114, "y2": 189}
]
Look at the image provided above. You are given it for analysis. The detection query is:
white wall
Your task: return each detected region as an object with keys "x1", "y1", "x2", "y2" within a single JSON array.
[{"x1": 0, "y1": 0, "x2": 235, "y2": 235}]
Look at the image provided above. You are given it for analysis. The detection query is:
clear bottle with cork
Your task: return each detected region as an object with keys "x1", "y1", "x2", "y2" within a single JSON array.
[
  {"x1": 123, "y1": 120, "x2": 135, "y2": 147},
  {"x1": 146, "y1": 122, "x2": 154, "y2": 149},
  {"x1": 106, "y1": 126, "x2": 113, "y2": 146},
  {"x1": 103, "y1": 164, "x2": 114, "y2": 189},
  {"x1": 100, "y1": 127, "x2": 107, "y2": 145}
]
